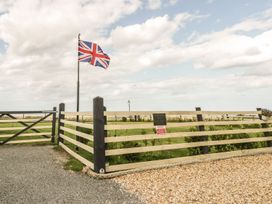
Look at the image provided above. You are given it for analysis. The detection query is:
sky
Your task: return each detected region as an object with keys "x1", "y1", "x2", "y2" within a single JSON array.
[{"x1": 0, "y1": 0, "x2": 272, "y2": 112}]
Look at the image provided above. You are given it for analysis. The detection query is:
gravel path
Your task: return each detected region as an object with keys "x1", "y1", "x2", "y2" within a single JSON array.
[
  {"x1": 114, "y1": 154, "x2": 272, "y2": 204},
  {"x1": 0, "y1": 145, "x2": 142, "y2": 204}
]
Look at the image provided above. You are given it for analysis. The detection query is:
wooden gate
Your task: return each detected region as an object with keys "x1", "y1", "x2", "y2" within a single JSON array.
[{"x1": 0, "y1": 109, "x2": 57, "y2": 145}]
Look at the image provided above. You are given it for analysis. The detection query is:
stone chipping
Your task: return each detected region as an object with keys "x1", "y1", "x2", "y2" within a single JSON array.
[{"x1": 114, "y1": 154, "x2": 272, "y2": 204}]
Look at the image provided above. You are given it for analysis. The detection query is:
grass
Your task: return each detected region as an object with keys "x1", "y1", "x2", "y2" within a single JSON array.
[
  {"x1": 64, "y1": 158, "x2": 84, "y2": 171},
  {"x1": 53, "y1": 145, "x2": 84, "y2": 171}
]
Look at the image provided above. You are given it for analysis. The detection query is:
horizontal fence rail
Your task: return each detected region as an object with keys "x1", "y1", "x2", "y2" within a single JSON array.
[
  {"x1": 60, "y1": 126, "x2": 93, "y2": 141},
  {"x1": 105, "y1": 120, "x2": 271, "y2": 130},
  {"x1": 57, "y1": 98, "x2": 272, "y2": 175},
  {"x1": 0, "y1": 119, "x2": 52, "y2": 123},
  {"x1": 59, "y1": 142, "x2": 94, "y2": 169},
  {"x1": 61, "y1": 119, "x2": 93, "y2": 129},
  {"x1": 61, "y1": 111, "x2": 92, "y2": 116},
  {"x1": 105, "y1": 136, "x2": 272, "y2": 156},
  {"x1": 0, "y1": 126, "x2": 52, "y2": 131},
  {"x1": 60, "y1": 134, "x2": 94, "y2": 154},
  {"x1": 0, "y1": 110, "x2": 56, "y2": 114},
  {"x1": 7, "y1": 138, "x2": 51, "y2": 144},
  {"x1": 104, "y1": 110, "x2": 261, "y2": 117},
  {"x1": 105, "y1": 127, "x2": 272, "y2": 143},
  {"x1": 106, "y1": 147, "x2": 272, "y2": 172},
  {"x1": 0, "y1": 132, "x2": 51, "y2": 138}
]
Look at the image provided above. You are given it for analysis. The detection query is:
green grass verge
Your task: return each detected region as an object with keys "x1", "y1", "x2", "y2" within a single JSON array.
[{"x1": 53, "y1": 145, "x2": 84, "y2": 171}]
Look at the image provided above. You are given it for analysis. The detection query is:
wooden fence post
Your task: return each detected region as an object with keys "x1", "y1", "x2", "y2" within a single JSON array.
[
  {"x1": 257, "y1": 108, "x2": 272, "y2": 147},
  {"x1": 93, "y1": 97, "x2": 106, "y2": 174},
  {"x1": 51, "y1": 107, "x2": 57, "y2": 143},
  {"x1": 196, "y1": 107, "x2": 209, "y2": 154},
  {"x1": 57, "y1": 103, "x2": 65, "y2": 144}
]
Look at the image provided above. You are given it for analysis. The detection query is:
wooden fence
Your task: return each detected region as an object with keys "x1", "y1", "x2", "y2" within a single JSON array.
[
  {"x1": 57, "y1": 103, "x2": 95, "y2": 171},
  {"x1": 0, "y1": 109, "x2": 56, "y2": 145},
  {"x1": 57, "y1": 97, "x2": 272, "y2": 174}
]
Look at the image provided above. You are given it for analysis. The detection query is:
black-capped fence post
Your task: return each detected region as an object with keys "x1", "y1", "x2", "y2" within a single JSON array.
[
  {"x1": 93, "y1": 97, "x2": 106, "y2": 174},
  {"x1": 76, "y1": 116, "x2": 80, "y2": 151},
  {"x1": 57, "y1": 103, "x2": 65, "y2": 144},
  {"x1": 51, "y1": 107, "x2": 57, "y2": 143},
  {"x1": 196, "y1": 107, "x2": 209, "y2": 154},
  {"x1": 257, "y1": 108, "x2": 272, "y2": 147}
]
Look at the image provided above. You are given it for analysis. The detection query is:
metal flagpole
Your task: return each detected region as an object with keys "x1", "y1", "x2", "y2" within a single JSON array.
[
  {"x1": 77, "y1": 33, "x2": 80, "y2": 122},
  {"x1": 76, "y1": 33, "x2": 80, "y2": 149}
]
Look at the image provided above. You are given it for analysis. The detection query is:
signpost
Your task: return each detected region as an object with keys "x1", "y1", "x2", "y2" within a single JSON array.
[{"x1": 153, "y1": 113, "x2": 167, "y2": 135}]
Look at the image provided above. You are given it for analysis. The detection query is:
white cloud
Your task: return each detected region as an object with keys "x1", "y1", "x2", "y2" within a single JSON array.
[
  {"x1": 0, "y1": 0, "x2": 143, "y2": 109},
  {"x1": 0, "y1": 0, "x2": 13, "y2": 13},
  {"x1": 206, "y1": 0, "x2": 215, "y2": 4},
  {"x1": 169, "y1": 0, "x2": 177, "y2": 5},
  {"x1": 147, "y1": 0, "x2": 161, "y2": 10},
  {"x1": 109, "y1": 13, "x2": 193, "y2": 50},
  {"x1": 146, "y1": 0, "x2": 178, "y2": 10},
  {"x1": 185, "y1": 11, "x2": 272, "y2": 71},
  {"x1": 0, "y1": 0, "x2": 141, "y2": 57},
  {"x1": 108, "y1": 8, "x2": 272, "y2": 75},
  {"x1": 107, "y1": 12, "x2": 204, "y2": 72}
]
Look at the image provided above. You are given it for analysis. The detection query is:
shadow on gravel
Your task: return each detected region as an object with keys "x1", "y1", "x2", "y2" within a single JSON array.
[{"x1": 0, "y1": 145, "x2": 142, "y2": 204}]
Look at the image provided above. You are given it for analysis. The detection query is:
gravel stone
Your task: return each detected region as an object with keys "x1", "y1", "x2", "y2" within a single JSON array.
[
  {"x1": 114, "y1": 154, "x2": 272, "y2": 204},
  {"x1": 0, "y1": 145, "x2": 142, "y2": 204}
]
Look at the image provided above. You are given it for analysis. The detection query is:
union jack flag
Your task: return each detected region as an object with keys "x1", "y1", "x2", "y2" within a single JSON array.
[{"x1": 78, "y1": 40, "x2": 110, "y2": 69}]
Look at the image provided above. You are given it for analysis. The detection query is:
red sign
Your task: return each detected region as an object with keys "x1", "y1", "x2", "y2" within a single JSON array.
[{"x1": 156, "y1": 126, "x2": 166, "y2": 135}]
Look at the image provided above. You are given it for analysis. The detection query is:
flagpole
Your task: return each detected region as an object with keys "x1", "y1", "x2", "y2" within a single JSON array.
[
  {"x1": 77, "y1": 33, "x2": 80, "y2": 121},
  {"x1": 75, "y1": 33, "x2": 81, "y2": 150}
]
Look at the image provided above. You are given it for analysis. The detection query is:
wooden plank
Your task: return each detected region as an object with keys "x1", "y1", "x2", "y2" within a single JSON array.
[
  {"x1": 61, "y1": 111, "x2": 92, "y2": 116},
  {"x1": 105, "y1": 127, "x2": 272, "y2": 143},
  {"x1": 201, "y1": 111, "x2": 261, "y2": 115},
  {"x1": 105, "y1": 136, "x2": 272, "y2": 156},
  {"x1": 60, "y1": 126, "x2": 93, "y2": 141},
  {"x1": 59, "y1": 142, "x2": 94, "y2": 169},
  {"x1": 60, "y1": 134, "x2": 93, "y2": 153},
  {"x1": 0, "y1": 119, "x2": 52, "y2": 123},
  {"x1": 201, "y1": 120, "x2": 272, "y2": 126},
  {"x1": 6, "y1": 138, "x2": 51, "y2": 144},
  {"x1": 105, "y1": 120, "x2": 270, "y2": 130},
  {"x1": 0, "y1": 126, "x2": 51, "y2": 131},
  {"x1": 104, "y1": 111, "x2": 198, "y2": 117},
  {"x1": 104, "y1": 110, "x2": 261, "y2": 117},
  {"x1": 106, "y1": 147, "x2": 272, "y2": 172},
  {"x1": 0, "y1": 132, "x2": 51, "y2": 138},
  {"x1": 105, "y1": 123, "x2": 153, "y2": 130},
  {"x1": 61, "y1": 119, "x2": 93, "y2": 129}
]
